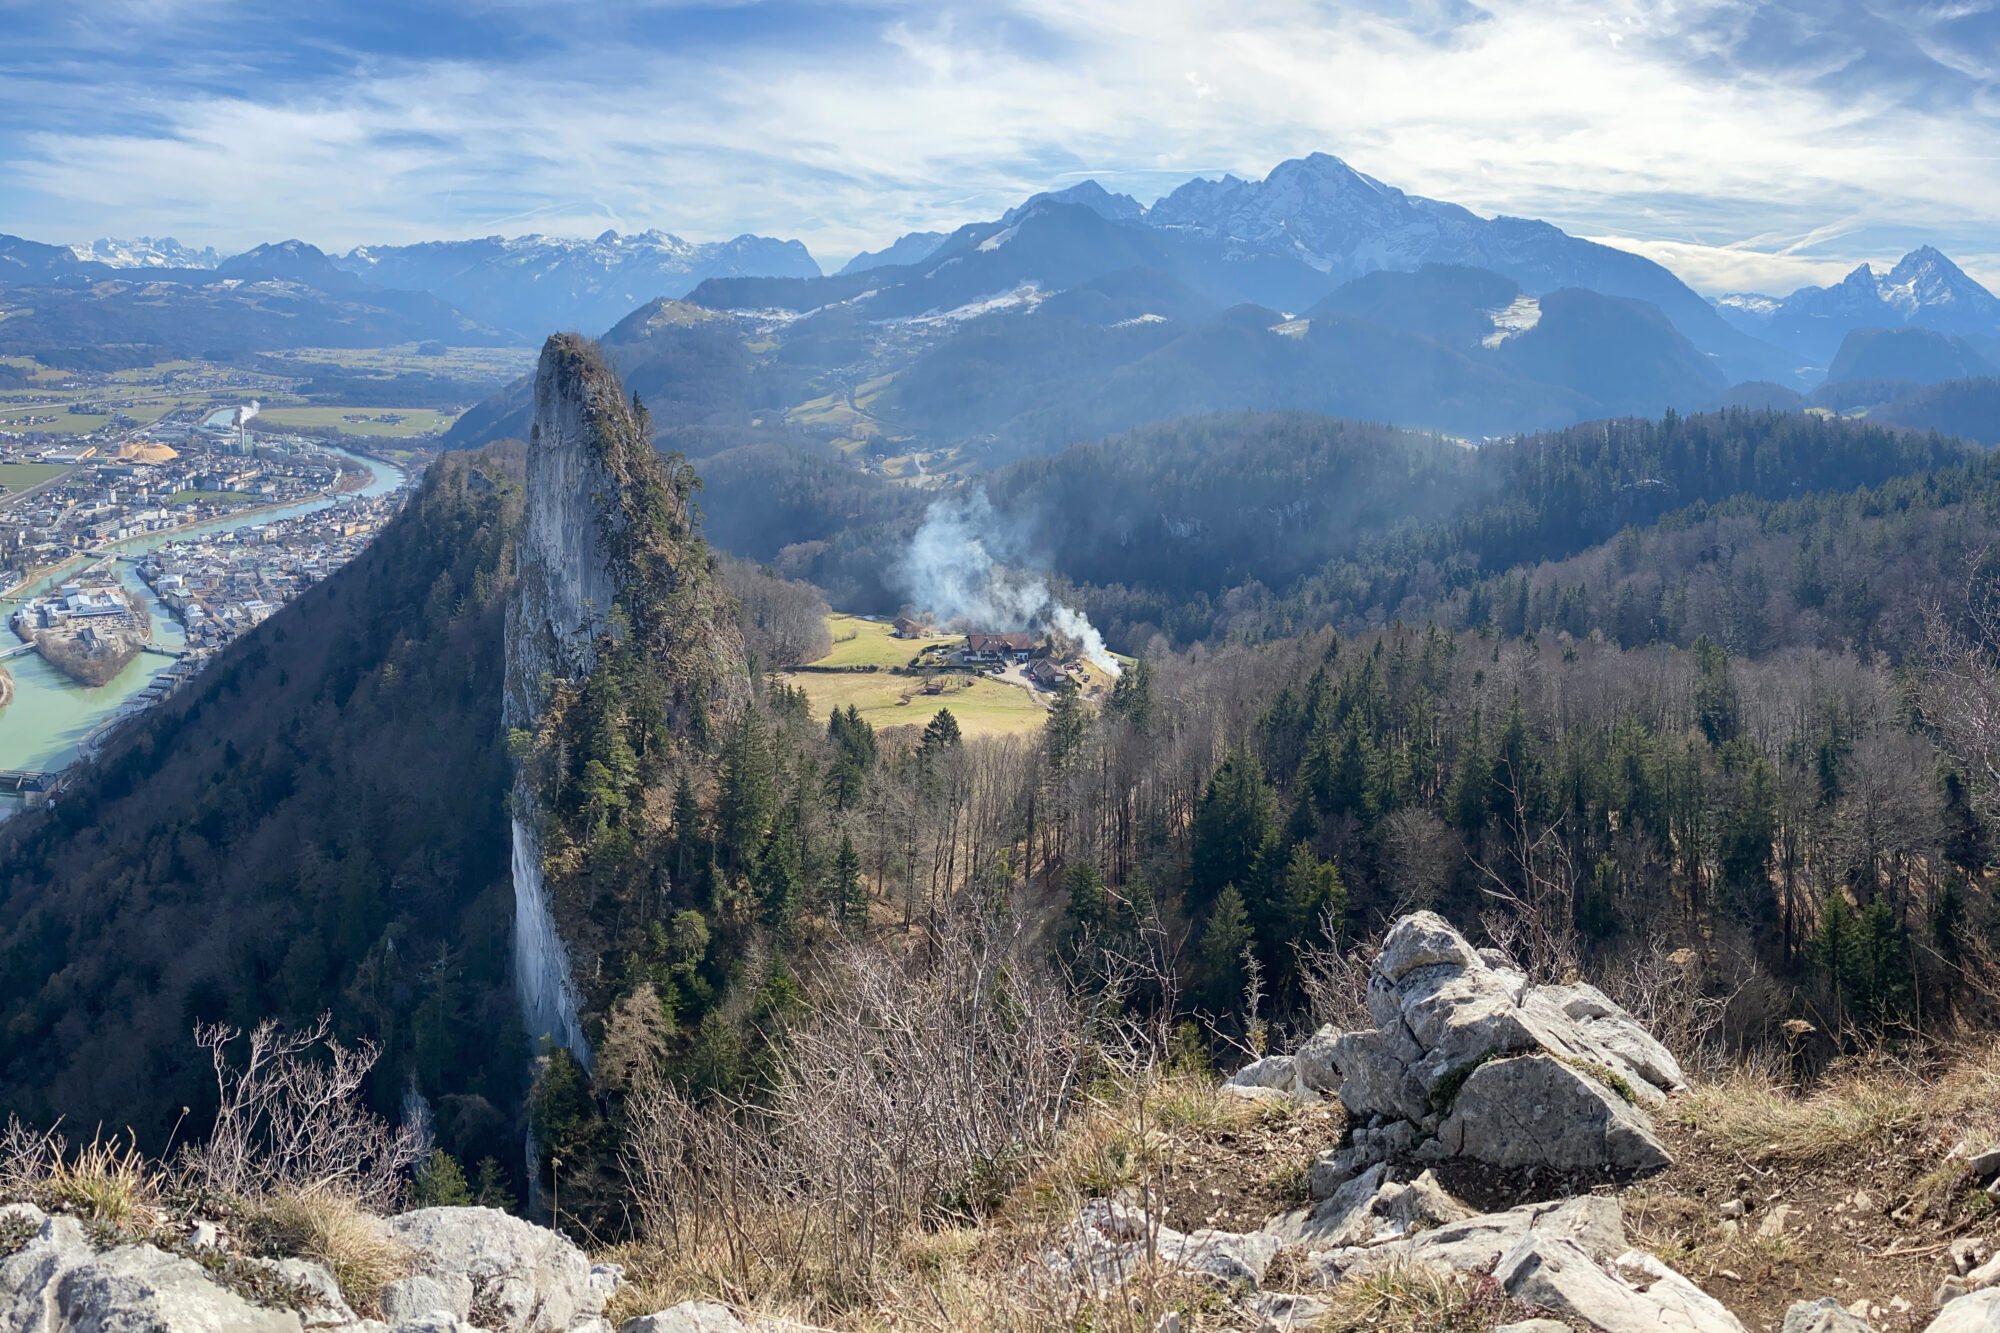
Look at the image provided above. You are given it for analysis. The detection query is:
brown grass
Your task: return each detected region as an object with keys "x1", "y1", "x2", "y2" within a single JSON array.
[
  {"x1": 245, "y1": 1190, "x2": 411, "y2": 1314},
  {"x1": 1671, "y1": 1041, "x2": 2000, "y2": 1166}
]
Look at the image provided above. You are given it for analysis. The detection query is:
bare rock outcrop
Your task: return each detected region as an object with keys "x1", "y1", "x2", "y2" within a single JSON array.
[{"x1": 1310, "y1": 912, "x2": 1683, "y2": 1189}]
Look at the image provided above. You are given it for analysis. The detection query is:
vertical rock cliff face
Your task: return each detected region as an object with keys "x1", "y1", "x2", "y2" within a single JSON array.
[
  {"x1": 504, "y1": 334, "x2": 746, "y2": 1068},
  {"x1": 505, "y1": 342, "x2": 627, "y2": 1066}
]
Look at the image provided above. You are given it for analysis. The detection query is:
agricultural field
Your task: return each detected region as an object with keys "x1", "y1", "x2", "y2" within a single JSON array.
[
  {"x1": 781, "y1": 667, "x2": 1048, "y2": 739},
  {"x1": 259, "y1": 345, "x2": 538, "y2": 378},
  {"x1": 0, "y1": 462, "x2": 71, "y2": 491},
  {"x1": 250, "y1": 406, "x2": 461, "y2": 437},
  {"x1": 810, "y1": 613, "x2": 953, "y2": 668}
]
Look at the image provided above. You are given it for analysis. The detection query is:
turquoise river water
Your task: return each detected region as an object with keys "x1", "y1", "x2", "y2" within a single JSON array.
[{"x1": 0, "y1": 448, "x2": 404, "y2": 787}]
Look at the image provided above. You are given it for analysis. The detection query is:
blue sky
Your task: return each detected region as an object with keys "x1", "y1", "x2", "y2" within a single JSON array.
[{"x1": 3, "y1": 0, "x2": 1999, "y2": 293}]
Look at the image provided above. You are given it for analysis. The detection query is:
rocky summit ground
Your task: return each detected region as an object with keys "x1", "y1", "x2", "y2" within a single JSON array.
[{"x1": 6, "y1": 911, "x2": 2000, "y2": 1333}]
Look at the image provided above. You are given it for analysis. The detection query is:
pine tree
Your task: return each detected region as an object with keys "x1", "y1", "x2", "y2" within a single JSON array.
[
  {"x1": 1190, "y1": 750, "x2": 1278, "y2": 916},
  {"x1": 833, "y1": 833, "x2": 867, "y2": 933},
  {"x1": 1108, "y1": 658, "x2": 1156, "y2": 733},
  {"x1": 1197, "y1": 885, "x2": 1255, "y2": 1010},
  {"x1": 1692, "y1": 635, "x2": 1740, "y2": 747},
  {"x1": 716, "y1": 708, "x2": 776, "y2": 870},
  {"x1": 1062, "y1": 859, "x2": 1111, "y2": 933}
]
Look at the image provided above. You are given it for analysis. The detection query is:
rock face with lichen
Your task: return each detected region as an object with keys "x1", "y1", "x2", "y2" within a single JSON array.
[{"x1": 1301, "y1": 911, "x2": 1684, "y2": 1193}]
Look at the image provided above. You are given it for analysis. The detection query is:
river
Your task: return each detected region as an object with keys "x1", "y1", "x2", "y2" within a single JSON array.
[{"x1": 0, "y1": 447, "x2": 405, "y2": 788}]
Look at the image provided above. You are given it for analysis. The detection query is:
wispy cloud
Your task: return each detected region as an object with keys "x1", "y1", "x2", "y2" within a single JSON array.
[{"x1": 2, "y1": 0, "x2": 1997, "y2": 290}]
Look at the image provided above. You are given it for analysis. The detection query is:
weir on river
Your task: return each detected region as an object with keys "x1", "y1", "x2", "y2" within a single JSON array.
[{"x1": 0, "y1": 448, "x2": 405, "y2": 797}]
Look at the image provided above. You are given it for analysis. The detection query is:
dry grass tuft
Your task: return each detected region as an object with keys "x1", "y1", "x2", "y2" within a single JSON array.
[
  {"x1": 247, "y1": 1190, "x2": 411, "y2": 1314},
  {"x1": 1318, "y1": 1263, "x2": 1535, "y2": 1333},
  {"x1": 43, "y1": 1131, "x2": 160, "y2": 1233},
  {"x1": 1673, "y1": 1064, "x2": 1925, "y2": 1164}
]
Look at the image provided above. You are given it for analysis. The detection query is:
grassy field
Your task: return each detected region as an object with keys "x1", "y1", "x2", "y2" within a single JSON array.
[
  {"x1": 261, "y1": 345, "x2": 539, "y2": 378},
  {"x1": 252, "y1": 406, "x2": 460, "y2": 437},
  {"x1": 0, "y1": 462, "x2": 72, "y2": 490},
  {"x1": 782, "y1": 668, "x2": 1048, "y2": 739},
  {"x1": 811, "y1": 614, "x2": 960, "y2": 668}
]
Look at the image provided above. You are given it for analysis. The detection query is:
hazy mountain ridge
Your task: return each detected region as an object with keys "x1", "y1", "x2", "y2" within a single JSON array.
[
  {"x1": 337, "y1": 229, "x2": 823, "y2": 337},
  {"x1": 1717, "y1": 246, "x2": 2000, "y2": 365}
]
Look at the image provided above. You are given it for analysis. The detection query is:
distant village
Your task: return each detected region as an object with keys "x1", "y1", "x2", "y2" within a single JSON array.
[
  {"x1": 892, "y1": 616, "x2": 1096, "y2": 691},
  {"x1": 135, "y1": 494, "x2": 400, "y2": 650},
  {"x1": 0, "y1": 410, "x2": 370, "y2": 596}
]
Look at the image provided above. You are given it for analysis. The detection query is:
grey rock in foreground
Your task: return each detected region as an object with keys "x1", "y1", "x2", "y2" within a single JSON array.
[
  {"x1": 1927, "y1": 1289, "x2": 2000, "y2": 1333},
  {"x1": 1312, "y1": 912, "x2": 1681, "y2": 1184},
  {"x1": 1784, "y1": 1297, "x2": 1877, "y2": 1333},
  {"x1": 388, "y1": 1206, "x2": 608, "y2": 1333},
  {"x1": 1495, "y1": 1234, "x2": 1747, "y2": 1333},
  {"x1": 1302, "y1": 1193, "x2": 1625, "y2": 1286},
  {"x1": 0, "y1": 1212, "x2": 303, "y2": 1333}
]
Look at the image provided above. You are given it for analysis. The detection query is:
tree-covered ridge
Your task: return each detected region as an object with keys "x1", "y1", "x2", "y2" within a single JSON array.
[
  {"x1": 0, "y1": 446, "x2": 529, "y2": 1185},
  {"x1": 538, "y1": 333, "x2": 746, "y2": 737}
]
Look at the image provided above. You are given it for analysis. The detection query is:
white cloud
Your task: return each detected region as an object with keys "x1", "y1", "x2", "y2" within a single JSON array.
[{"x1": 3, "y1": 0, "x2": 1998, "y2": 293}]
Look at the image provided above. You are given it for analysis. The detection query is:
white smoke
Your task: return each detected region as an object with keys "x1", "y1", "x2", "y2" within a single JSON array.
[
  {"x1": 234, "y1": 401, "x2": 260, "y2": 427},
  {"x1": 898, "y1": 489, "x2": 1121, "y2": 676}
]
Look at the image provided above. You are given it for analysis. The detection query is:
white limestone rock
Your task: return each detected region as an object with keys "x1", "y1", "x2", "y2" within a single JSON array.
[
  {"x1": 1305, "y1": 1194, "x2": 1624, "y2": 1286},
  {"x1": 387, "y1": 1206, "x2": 605, "y2": 1333},
  {"x1": 2, "y1": 1227, "x2": 304, "y2": 1333},
  {"x1": 1784, "y1": 1298, "x2": 1877, "y2": 1333},
  {"x1": 1926, "y1": 1290, "x2": 2000, "y2": 1333},
  {"x1": 1495, "y1": 1236, "x2": 1747, "y2": 1333},
  {"x1": 1436, "y1": 1055, "x2": 1672, "y2": 1174}
]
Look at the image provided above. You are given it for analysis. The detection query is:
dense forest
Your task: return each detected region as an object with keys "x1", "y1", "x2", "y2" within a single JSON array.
[
  {"x1": 0, "y1": 447, "x2": 528, "y2": 1186},
  {"x1": 7, "y1": 380, "x2": 2000, "y2": 1240}
]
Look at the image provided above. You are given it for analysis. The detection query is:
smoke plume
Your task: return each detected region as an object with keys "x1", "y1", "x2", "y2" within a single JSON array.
[
  {"x1": 234, "y1": 401, "x2": 261, "y2": 426},
  {"x1": 898, "y1": 490, "x2": 1120, "y2": 676}
]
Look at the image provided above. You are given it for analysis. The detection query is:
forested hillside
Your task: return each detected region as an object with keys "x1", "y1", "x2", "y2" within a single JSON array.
[{"x1": 0, "y1": 447, "x2": 528, "y2": 1183}]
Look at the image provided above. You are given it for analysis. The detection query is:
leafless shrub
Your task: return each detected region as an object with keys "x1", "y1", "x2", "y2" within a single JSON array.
[
  {"x1": 1294, "y1": 917, "x2": 1378, "y2": 1034},
  {"x1": 623, "y1": 907, "x2": 1103, "y2": 1298},
  {"x1": 1596, "y1": 937, "x2": 1746, "y2": 1076},
  {"x1": 180, "y1": 1013, "x2": 424, "y2": 1209}
]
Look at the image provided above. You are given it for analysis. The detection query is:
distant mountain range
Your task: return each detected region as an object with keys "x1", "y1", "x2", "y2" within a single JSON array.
[
  {"x1": 68, "y1": 236, "x2": 221, "y2": 269},
  {"x1": 700, "y1": 153, "x2": 1795, "y2": 387},
  {"x1": 1716, "y1": 247, "x2": 2000, "y2": 367},
  {"x1": 334, "y1": 231, "x2": 821, "y2": 337}
]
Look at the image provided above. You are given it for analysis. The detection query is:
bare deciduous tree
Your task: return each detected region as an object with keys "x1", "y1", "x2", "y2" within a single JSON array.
[{"x1": 180, "y1": 1014, "x2": 425, "y2": 1208}]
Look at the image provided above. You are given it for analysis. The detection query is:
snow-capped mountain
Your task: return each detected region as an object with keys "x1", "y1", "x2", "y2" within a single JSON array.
[
  {"x1": 69, "y1": 236, "x2": 221, "y2": 269},
  {"x1": 1715, "y1": 247, "x2": 2000, "y2": 365},
  {"x1": 1051, "y1": 153, "x2": 1791, "y2": 384},
  {"x1": 336, "y1": 229, "x2": 821, "y2": 337}
]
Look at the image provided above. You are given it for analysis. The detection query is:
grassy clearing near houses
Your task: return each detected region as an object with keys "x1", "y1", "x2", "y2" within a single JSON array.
[
  {"x1": 783, "y1": 668, "x2": 1047, "y2": 739},
  {"x1": 809, "y1": 614, "x2": 947, "y2": 668}
]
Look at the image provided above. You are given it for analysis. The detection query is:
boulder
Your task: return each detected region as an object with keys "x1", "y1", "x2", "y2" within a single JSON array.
[
  {"x1": 381, "y1": 1273, "x2": 477, "y2": 1324},
  {"x1": 388, "y1": 1207, "x2": 606, "y2": 1333},
  {"x1": 1270, "y1": 1166, "x2": 1469, "y2": 1250},
  {"x1": 1305, "y1": 1194, "x2": 1624, "y2": 1286},
  {"x1": 1293, "y1": 1027, "x2": 1344, "y2": 1094},
  {"x1": 1044, "y1": 1198, "x2": 1279, "y2": 1293},
  {"x1": 1926, "y1": 1290, "x2": 2000, "y2": 1333},
  {"x1": 247, "y1": 1257, "x2": 357, "y2": 1327},
  {"x1": 1, "y1": 1223, "x2": 304, "y2": 1333},
  {"x1": 1784, "y1": 1298, "x2": 1877, "y2": 1333},
  {"x1": 1318, "y1": 912, "x2": 1681, "y2": 1177},
  {"x1": 1223, "y1": 1055, "x2": 1314, "y2": 1104},
  {"x1": 1436, "y1": 1055, "x2": 1672, "y2": 1174},
  {"x1": 1495, "y1": 1235, "x2": 1747, "y2": 1333},
  {"x1": 621, "y1": 1305, "x2": 748, "y2": 1333},
  {"x1": 1246, "y1": 1290, "x2": 1331, "y2": 1330}
]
